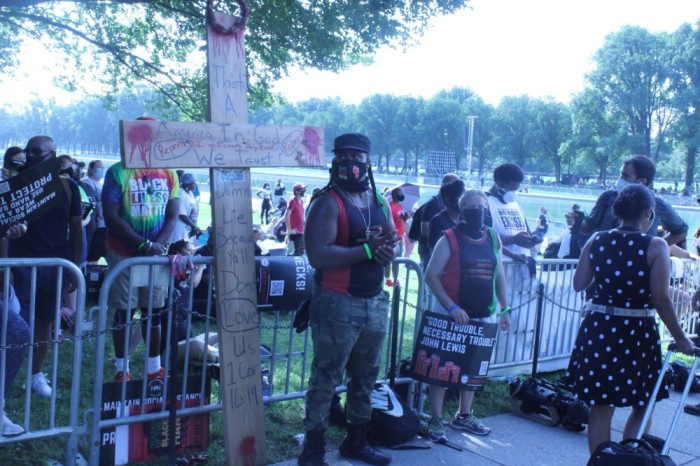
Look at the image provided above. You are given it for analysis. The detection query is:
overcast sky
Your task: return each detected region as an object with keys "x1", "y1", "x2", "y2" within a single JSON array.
[{"x1": 2, "y1": 0, "x2": 700, "y2": 110}]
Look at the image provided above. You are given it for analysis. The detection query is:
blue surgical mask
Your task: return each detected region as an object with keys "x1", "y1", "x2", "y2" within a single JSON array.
[{"x1": 95, "y1": 167, "x2": 106, "y2": 180}]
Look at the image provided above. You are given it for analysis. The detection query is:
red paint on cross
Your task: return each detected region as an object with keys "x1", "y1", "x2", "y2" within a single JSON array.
[{"x1": 127, "y1": 124, "x2": 154, "y2": 168}]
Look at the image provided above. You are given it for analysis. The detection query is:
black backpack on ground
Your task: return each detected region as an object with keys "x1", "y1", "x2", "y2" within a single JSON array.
[
  {"x1": 587, "y1": 438, "x2": 675, "y2": 466},
  {"x1": 367, "y1": 383, "x2": 420, "y2": 447}
]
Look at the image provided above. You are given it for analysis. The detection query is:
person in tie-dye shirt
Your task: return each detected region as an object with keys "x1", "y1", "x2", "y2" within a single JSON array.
[{"x1": 102, "y1": 161, "x2": 180, "y2": 382}]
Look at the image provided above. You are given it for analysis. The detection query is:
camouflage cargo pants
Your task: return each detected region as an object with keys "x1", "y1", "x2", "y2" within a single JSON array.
[{"x1": 303, "y1": 287, "x2": 389, "y2": 431}]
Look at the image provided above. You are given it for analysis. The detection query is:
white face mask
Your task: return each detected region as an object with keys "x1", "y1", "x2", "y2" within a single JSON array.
[
  {"x1": 503, "y1": 190, "x2": 517, "y2": 203},
  {"x1": 615, "y1": 177, "x2": 633, "y2": 191}
]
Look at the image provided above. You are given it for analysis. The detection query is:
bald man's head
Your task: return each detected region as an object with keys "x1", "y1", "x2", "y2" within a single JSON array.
[
  {"x1": 25, "y1": 135, "x2": 56, "y2": 152},
  {"x1": 441, "y1": 173, "x2": 461, "y2": 186},
  {"x1": 24, "y1": 135, "x2": 56, "y2": 167}
]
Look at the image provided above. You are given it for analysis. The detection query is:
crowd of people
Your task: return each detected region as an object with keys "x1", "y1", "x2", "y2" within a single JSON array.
[
  {"x1": 413, "y1": 155, "x2": 699, "y2": 459},
  {"x1": 0, "y1": 133, "x2": 208, "y2": 434},
  {"x1": 2, "y1": 133, "x2": 700, "y2": 466}
]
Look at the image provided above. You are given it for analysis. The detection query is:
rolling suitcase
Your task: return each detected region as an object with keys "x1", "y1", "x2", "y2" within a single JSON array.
[{"x1": 587, "y1": 343, "x2": 700, "y2": 466}]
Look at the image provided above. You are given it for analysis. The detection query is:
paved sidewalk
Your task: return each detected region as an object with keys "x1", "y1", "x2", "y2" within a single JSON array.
[{"x1": 270, "y1": 391, "x2": 700, "y2": 466}]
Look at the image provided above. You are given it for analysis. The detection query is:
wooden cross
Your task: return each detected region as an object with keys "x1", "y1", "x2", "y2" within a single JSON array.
[{"x1": 119, "y1": 4, "x2": 324, "y2": 465}]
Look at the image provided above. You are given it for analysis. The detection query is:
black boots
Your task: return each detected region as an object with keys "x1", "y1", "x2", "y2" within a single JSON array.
[
  {"x1": 298, "y1": 429, "x2": 329, "y2": 466},
  {"x1": 339, "y1": 423, "x2": 392, "y2": 465}
]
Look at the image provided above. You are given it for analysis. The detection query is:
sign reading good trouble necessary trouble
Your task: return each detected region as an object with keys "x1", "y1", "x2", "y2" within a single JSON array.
[{"x1": 409, "y1": 311, "x2": 498, "y2": 390}]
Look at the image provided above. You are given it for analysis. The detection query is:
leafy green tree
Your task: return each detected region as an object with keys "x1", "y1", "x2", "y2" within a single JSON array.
[
  {"x1": 420, "y1": 96, "x2": 465, "y2": 174},
  {"x1": 457, "y1": 93, "x2": 493, "y2": 176},
  {"x1": 587, "y1": 26, "x2": 673, "y2": 160},
  {"x1": 450, "y1": 97, "x2": 495, "y2": 177},
  {"x1": 570, "y1": 88, "x2": 630, "y2": 183},
  {"x1": 1, "y1": 0, "x2": 470, "y2": 118},
  {"x1": 528, "y1": 98, "x2": 572, "y2": 181},
  {"x1": 356, "y1": 94, "x2": 402, "y2": 172},
  {"x1": 394, "y1": 96, "x2": 426, "y2": 176},
  {"x1": 0, "y1": 107, "x2": 24, "y2": 148},
  {"x1": 295, "y1": 98, "x2": 356, "y2": 158},
  {"x1": 668, "y1": 21, "x2": 700, "y2": 190},
  {"x1": 488, "y1": 95, "x2": 533, "y2": 169}
]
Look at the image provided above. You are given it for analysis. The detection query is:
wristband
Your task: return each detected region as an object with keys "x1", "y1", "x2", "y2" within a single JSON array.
[
  {"x1": 499, "y1": 306, "x2": 512, "y2": 316},
  {"x1": 138, "y1": 239, "x2": 152, "y2": 252},
  {"x1": 447, "y1": 304, "x2": 460, "y2": 313},
  {"x1": 363, "y1": 242, "x2": 373, "y2": 260}
]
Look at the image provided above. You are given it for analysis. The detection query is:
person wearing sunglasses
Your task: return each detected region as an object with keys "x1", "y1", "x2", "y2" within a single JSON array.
[
  {"x1": 4, "y1": 135, "x2": 83, "y2": 398},
  {"x1": 2, "y1": 146, "x2": 25, "y2": 180}
]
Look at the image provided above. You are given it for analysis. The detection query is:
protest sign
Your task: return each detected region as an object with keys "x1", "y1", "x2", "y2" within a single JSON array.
[
  {"x1": 409, "y1": 311, "x2": 498, "y2": 390},
  {"x1": 0, "y1": 157, "x2": 62, "y2": 234},
  {"x1": 99, "y1": 376, "x2": 210, "y2": 466}
]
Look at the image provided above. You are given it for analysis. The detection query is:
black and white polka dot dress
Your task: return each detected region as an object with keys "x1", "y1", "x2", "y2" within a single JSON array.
[{"x1": 566, "y1": 230, "x2": 667, "y2": 407}]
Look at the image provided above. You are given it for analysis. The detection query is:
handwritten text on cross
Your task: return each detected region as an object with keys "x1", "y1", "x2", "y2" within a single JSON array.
[{"x1": 121, "y1": 120, "x2": 324, "y2": 169}]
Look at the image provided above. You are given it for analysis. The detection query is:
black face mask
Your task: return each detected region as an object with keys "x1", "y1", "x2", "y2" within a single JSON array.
[
  {"x1": 396, "y1": 194, "x2": 405, "y2": 202},
  {"x1": 26, "y1": 153, "x2": 51, "y2": 168},
  {"x1": 59, "y1": 166, "x2": 74, "y2": 177},
  {"x1": 331, "y1": 158, "x2": 369, "y2": 192},
  {"x1": 458, "y1": 207, "x2": 485, "y2": 237}
]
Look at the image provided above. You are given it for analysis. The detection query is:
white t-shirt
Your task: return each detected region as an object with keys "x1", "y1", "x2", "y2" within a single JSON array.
[
  {"x1": 487, "y1": 194, "x2": 531, "y2": 258},
  {"x1": 182, "y1": 189, "x2": 199, "y2": 224},
  {"x1": 557, "y1": 230, "x2": 572, "y2": 258},
  {"x1": 169, "y1": 189, "x2": 199, "y2": 242}
]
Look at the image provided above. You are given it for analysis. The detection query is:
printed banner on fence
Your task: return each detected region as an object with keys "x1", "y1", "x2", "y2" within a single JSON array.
[
  {"x1": 409, "y1": 311, "x2": 498, "y2": 390},
  {"x1": 0, "y1": 157, "x2": 62, "y2": 234},
  {"x1": 256, "y1": 255, "x2": 313, "y2": 311},
  {"x1": 99, "y1": 375, "x2": 211, "y2": 466}
]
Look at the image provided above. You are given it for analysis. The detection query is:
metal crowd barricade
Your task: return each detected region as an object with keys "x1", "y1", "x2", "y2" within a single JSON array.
[
  {"x1": 667, "y1": 258, "x2": 700, "y2": 341},
  {"x1": 488, "y1": 257, "x2": 700, "y2": 377},
  {"x1": 87, "y1": 255, "x2": 427, "y2": 465},
  {"x1": 379, "y1": 258, "x2": 424, "y2": 380},
  {"x1": 22, "y1": 251, "x2": 692, "y2": 465},
  {"x1": 483, "y1": 258, "x2": 580, "y2": 375},
  {"x1": 89, "y1": 255, "x2": 218, "y2": 466},
  {"x1": 0, "y1": 258, "x2": 85, "y2": 466}
]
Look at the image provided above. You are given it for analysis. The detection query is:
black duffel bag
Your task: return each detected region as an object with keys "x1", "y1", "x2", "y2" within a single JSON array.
[{"x1": 587, "y1": 438, "x2": 675, "y2": 466}]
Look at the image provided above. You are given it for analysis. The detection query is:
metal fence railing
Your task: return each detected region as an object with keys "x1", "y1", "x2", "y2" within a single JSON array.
[
  {"x1": 0, "y1": 258, "x2": 86, "y2": 466},
  {"x1": 1, "y1": 254, "x2": 698, "y2": 465}
]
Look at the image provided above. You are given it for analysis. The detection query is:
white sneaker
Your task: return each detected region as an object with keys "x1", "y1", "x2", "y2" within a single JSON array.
[
  {"x1": 31, "y1": 372, "x2": 52, "y2": 398},
  {"x1": 2, "y1": 413, "x2": 24, "y2": 436}
]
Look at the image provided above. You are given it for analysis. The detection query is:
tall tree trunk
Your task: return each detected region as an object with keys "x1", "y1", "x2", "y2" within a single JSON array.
[
  {"x1": 413, "y1": 148, "x2": 419, "y2": 177},
  {"x1": 685, "y1": 146, "x2": 697, "y2": 190}
]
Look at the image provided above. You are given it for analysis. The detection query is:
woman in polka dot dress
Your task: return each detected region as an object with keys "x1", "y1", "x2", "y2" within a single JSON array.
[{"x1": 567, "y1": 184, "x2": 695, "y2": 455}]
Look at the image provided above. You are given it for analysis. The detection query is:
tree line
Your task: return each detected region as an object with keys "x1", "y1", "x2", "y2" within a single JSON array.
[{"x1": 2, "y1": 21, "x2": 700, "y2": 187}]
